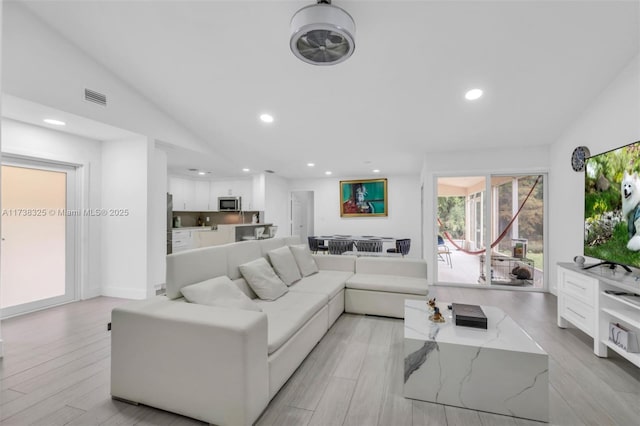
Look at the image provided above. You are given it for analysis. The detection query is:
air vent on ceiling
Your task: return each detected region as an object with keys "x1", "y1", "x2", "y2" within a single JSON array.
[
  {"x1": 264, "y1": 170, "x2": 275, "y2": 174},
  {"x1": 84, "y1": 89, "x2": 107, "y2": 106}
]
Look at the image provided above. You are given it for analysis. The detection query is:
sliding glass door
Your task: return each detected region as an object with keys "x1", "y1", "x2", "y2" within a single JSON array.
[
  {"x1": 1, "y1": 158, "x2": 77, "y2": 318},
  {"x1": 436, "y1": 174, "x2": 546, "y2": 290}
]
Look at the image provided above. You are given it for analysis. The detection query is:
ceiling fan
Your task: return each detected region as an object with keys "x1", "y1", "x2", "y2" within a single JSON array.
[{"x1": 290, "y1": 0, "x2": 356, "y2": 66}]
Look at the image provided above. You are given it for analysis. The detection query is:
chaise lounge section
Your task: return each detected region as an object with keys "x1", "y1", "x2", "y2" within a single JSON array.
[{"x1": 111, "y1": 236, "x2": 428, "y2": 425}]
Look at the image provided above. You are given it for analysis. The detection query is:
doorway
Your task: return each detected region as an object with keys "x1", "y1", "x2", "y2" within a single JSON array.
[
  {"x1": 1, "y1": 158, "x2": 77, "y2": 318},
  {"x1": 436, "y1": 174, "x2": 546, "y2": 290},
  {"x1": 291, "y1": 191, "x2": 314, "y2": 240}
]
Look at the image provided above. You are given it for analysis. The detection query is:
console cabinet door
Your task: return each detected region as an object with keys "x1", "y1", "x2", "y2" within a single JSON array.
[{"x1": 557, "y1": 267, "x2": 597, "y2": 337}]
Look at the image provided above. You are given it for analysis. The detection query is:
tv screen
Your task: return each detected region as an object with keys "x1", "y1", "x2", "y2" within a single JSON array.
[{"x1": 584, "y1": 141, "x2": 640, "y2": 269}]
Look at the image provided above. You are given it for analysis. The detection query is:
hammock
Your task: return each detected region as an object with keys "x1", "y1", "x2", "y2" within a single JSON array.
[{"x1": 438, "y1": 175, "x2": 542, "y2": 255}]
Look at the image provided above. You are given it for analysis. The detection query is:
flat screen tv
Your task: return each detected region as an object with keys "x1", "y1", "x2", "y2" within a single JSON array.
[{"x1": 584, "y1": 140, "x2": 640, "y2": 271}]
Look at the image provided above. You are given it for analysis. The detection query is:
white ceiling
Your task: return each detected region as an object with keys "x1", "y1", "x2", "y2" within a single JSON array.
[
  {"x1": 2, "y1": 95, "x2": 140, "y2": 141},
  {"x1": 12, "y1": 0, "x2": 640, "y2": 179}
]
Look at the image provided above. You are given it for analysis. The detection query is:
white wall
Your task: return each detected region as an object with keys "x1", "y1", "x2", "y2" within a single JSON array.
[
  {"x1": 252, "y1": 174, "x2": 266, "y2": 211},
  {"x1": 290, "y1": 175, "x2": 422, "y2": 257},
  {"x1": 264, "y1": 174, "x2": 290, "y2": 237},
  {"x1": 548, "y1": 55, "x2": 640, "y2": 294},
  {"x1": 421, "y1": 146, "x2": 550, "y2": 282},
  {"x1": 1, "y1": 122, "x2": 168, "y2": 301},
  {"x1": 2, "y1": 2, "x2": 211, "y2": 155},
  {"x1": 101, "y1": 137, "x2": 153, "y2": 299},
  {"x1": 149, "y1": 147, "x2": 167, "y2": 289},
  {"x1": 1, "y1": 0, "x2": 5, "y2": 358},
  {"x1": 1, "y1": 118, "x2": 103, "y2": 299}
]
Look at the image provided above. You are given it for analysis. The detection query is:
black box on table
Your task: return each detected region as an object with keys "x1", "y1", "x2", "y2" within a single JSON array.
[{"x1": 452, "y1": 303, "x2": 487, "y2": 329}]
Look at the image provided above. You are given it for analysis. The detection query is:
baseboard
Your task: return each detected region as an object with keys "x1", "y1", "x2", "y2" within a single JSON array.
[
  {"x1": 101, "y1": 286, "x2": 148, "y2": 300},
  {"x1": 82, "y1": 287, "x2": 102, "y2": 300}
]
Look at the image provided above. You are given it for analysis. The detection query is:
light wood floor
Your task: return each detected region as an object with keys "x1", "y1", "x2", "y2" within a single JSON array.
[{"x1": 1, "y1": 287, "x2": 639, "y2": 425}]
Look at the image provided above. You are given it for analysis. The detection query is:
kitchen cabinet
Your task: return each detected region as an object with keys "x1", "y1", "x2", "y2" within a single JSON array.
[
  {"x1": 170, "y1": 176, "x2": 212, "y2": 211},
  {"x1": 196, "y1": 227, "x2": 235, "y2": 247},
  {"x1": 170, "y1": 176, "x2": 255, "y2": 212},
  {"x1": 194, "y1": 180, "x2": 212, "y2": 211},
  {"x1": 172, "y1": 229, "x2": 195, "y2": 252},
  {"x1": 169, "y1": 177, "x2": 196, "y2": 211},
  {"x1": 210, "y1": 178, "x2": 253, "y2": 210}
]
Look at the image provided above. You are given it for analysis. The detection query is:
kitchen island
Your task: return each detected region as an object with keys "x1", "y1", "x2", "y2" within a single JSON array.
[
  {"x1": 172, "y1": 223, "x2": 275, "y2": 252},
  {"x1": 223, "y1": 223, "x2": 275, "y2": 242}
]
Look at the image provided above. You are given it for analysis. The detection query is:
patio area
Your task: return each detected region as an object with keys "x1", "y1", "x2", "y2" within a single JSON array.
[
  {"x1": 437, "y1": 174, "x2": 545, "y2": 289},
  {"x1": 436, "y1": 241, "x2": 543, "y2": 289}
]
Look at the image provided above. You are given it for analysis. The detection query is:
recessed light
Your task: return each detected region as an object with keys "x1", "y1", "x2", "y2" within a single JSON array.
[
  {"x1": 465, "y1": 89, "x2": 483, "y2": 101},
  {"x1": 260, "y1": 113, "x2": 274, "y2": 123},
  {"x1": 198, "y1": 171, "x2": 206, "y2": 176},
  {"x1": 242, "y1": 168, "x2": 250, "y2": 172},
  {"x1": 325, "y1": 171, "x2": 332, "y2": 175},
  {"x1": 372, "y1": 169, "x2": 380, "y2": 173},
  {"x1": 43, "y1": 118, "x2": 66, "y2": 126},
  {"x1": 307, "y1": 163, "x2": 315, "y2": 167}
]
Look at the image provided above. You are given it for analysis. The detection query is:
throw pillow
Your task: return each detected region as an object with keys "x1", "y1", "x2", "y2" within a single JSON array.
[
  {"x1": 289, "y1": 244, "x2": 319, "y2": 277},
  {"x1": 180, "y1": 276, "x2": 262, "y2": 312},
  {"x1": 239, "y1": 257, "x2": 289, "y2": 300},
  {"x1": 268, "y1": 246, "x2": 302, "y2": 286}
]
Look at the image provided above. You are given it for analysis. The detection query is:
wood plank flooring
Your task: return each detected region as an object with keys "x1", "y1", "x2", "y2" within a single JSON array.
[{"x1": 0, "y1": 287, "x2": 638, "y2": 425}]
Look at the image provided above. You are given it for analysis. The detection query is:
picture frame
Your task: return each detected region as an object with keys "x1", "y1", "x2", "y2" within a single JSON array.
[{"x1": 340, "y1": 178, "x2": 388, "y2": 217}]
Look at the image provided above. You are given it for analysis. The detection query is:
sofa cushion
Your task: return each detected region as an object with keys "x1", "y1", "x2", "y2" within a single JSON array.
[
  {"x1": 239, "y1": 258, "x2": 289, "y2": 301},
  {"x1": 346, "y1": 273, "x2": 428, "y2": 296},
  {"x1": 227, "y1": 241, "x2": 262, "y2": 280},
  {"x1": 289, "y1": 270, "x2": 351, "y2": 299},
  {"x1": 166, "y1": 245, "x2": 229, "y2": 299},
  {"x1": 312, "y1": 254, "x2": 356, "y2": 272},
  {"x1": 180, "y1": 276, "x2": 262, "y2": 312},
  {"x1": 259, "y1": 238, "x2": 286, "y2": 258},
  {"x1": 355, "y1": 257, "x2": 427, "y2": 278},
  {"x1": 232, "y1": 277, "x2": 258, "y2": 299},
  {"x1": 254, "y1": 291, "x2": 328, "y2": 354},
  {"x1": 289, "y1": 244, "x2": 319, "y2": 277},
  {"x1": 268, "y1": 246, "x2": 302, "y2": 286}
]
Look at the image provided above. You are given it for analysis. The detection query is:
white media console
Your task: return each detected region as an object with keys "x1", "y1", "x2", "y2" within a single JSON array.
[{"x1": 557, "y1": 262, "x2": 640, "y2": 367}]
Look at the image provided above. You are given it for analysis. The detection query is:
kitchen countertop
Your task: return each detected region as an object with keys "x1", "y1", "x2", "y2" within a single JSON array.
[
  {"x1": 173, "y1": 223, "x2": 272, "y2": 231},
  {"x1": 222, "y1": 223, "x2": 272, "y2": 227},
  {"x1": 172, "y1": 226, "x2": 214, "y2": 231}
]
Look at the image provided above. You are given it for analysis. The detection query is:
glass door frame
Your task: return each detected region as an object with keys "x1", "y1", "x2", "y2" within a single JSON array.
[
  {"x1": 433, "y1": 171, "x2": 549, "y2": 292},
  {"x1": 1, "y1": 156, "x2": 79, "y2": 318}
]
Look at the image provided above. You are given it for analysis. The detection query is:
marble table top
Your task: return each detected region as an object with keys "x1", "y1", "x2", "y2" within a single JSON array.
[{"x1": 404, "y1": 300, "x2": 546, "y2": 355}]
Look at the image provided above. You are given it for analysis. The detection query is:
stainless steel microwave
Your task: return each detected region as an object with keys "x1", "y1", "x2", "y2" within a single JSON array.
[{"x1": 218, "y1": 196, "x2": 241, "y2": 211}]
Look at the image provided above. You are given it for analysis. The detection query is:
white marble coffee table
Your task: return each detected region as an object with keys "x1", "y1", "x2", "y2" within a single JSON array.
[{"x1": 404, "y1": 300, "x2": 549, "y2": 422}]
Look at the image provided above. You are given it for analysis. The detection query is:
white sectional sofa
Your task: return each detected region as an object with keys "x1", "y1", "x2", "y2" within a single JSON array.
[{"x1": 111, "y1": 236, "x2": 428, "y2": 426}]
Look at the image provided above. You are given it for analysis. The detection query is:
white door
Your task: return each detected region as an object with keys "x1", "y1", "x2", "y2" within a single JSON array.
[
  {"x1": 291, "y1": 191, "x2": 314, "y2": 238},
  {"x1": 1, "y1": 158, "x2": 77, "y2": 318}
]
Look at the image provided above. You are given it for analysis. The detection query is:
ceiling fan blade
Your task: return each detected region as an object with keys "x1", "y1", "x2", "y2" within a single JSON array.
[
  {"x1": 327, "y1": 33, "x2": 344, "y2": 45},
  {"x1": 301, "y1": 35, "x2": 320, "y2": 49},
  {"x1": 323, "y1": 48, "x2": 346, "y2": 62},
  {"x1": 306, "y1": 29, "x2": 329, "y2": 48}
]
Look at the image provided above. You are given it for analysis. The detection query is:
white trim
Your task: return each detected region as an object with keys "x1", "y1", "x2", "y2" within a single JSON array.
[
  {"x1": 0, "y1": 156, "x2": 81, "y2": 318},
  {"x1": 101, "y1": 286, "x2": 148, "y2": 300},
  {"x1": 2, "y1": 152, "x2": 94, "y2": 300}
]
